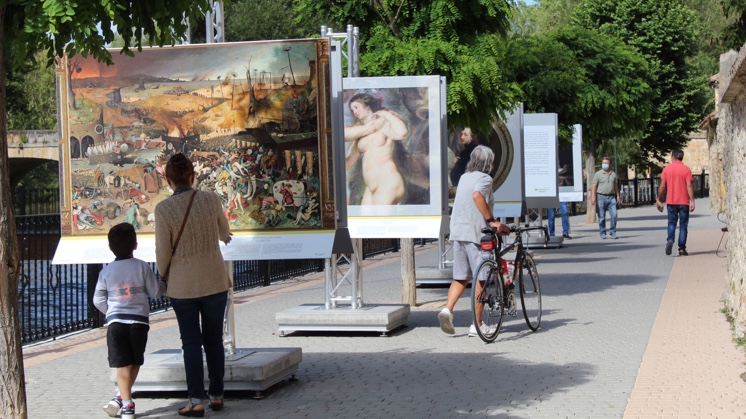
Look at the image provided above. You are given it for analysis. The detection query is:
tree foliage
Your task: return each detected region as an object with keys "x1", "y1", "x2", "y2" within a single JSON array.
[
  {"x1": 511, "y1": 0, "x2": 583, "y2": 36},
  {"x1": 6, "y1": 52, "x2": 57, "y2": 131},
  {"x1": 502, "y1": 26, "x2": 654, "y2": 159},
  {"x1": 7, "y1": 0, "x2": 210, "y2": 67},
  {"x1": 573, "y1": 0, "x2": 706, "y2": 161},
  {"x1": 224, "y1": 0, "x2": 321, "y2": 42},
  {"x1": 294, "y1": 0, "x2": 521, "y2": 131},
  {"x1": 718, "y1": 0, "x2": 746, "y2": 50}
]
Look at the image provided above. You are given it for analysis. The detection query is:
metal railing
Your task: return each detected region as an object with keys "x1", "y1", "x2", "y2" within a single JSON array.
[
  {"x1": 13, "y1": 188, "x2": 60, "y2": 216},
  {"x1": 13, "y1": 189, "x2": 410, "y2": 344},
  {"x1": 567, "y1": 173, "x2": 709, "y2": 216}
]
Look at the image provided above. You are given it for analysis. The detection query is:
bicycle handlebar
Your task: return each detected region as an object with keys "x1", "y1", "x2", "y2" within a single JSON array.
[{"x1": 481, "y1": 224, "x2": 549, "y2": 235}]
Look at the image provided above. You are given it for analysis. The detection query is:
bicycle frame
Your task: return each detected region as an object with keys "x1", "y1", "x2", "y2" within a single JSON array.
[
  {"x1": 472, "y1": 224, "x2": 545, "y2": 342},
  {"x1": 494, "y1": 225, "x2": 548, "y2": 274}
]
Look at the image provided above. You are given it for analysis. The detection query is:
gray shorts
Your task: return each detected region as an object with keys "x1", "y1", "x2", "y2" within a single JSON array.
[{"x1": 452, "y1": 241, "x2": 490, "y2": 281}]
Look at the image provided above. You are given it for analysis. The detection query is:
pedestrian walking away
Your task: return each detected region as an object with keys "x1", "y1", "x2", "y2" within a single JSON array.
[
  {"x1": 155, "y1": 153, "x2": 233, "y2": 417},
  {"x1": 93, "y1": 223, "x2": 167, "y2": 419},
  {"x1": 657, "y1": 149, "x2": 695, "y2": 256},
  {"x1": 590, "y1": 157, "x2": 621, "y2": 239},
  {"x1": 438, "y1": 145, "x2": 510, "y2": 337}
]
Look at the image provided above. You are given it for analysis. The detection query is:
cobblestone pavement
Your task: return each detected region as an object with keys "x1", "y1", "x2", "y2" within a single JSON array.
[{"x1": 23, "y1": 198, "x2": 745, "y2": 418}]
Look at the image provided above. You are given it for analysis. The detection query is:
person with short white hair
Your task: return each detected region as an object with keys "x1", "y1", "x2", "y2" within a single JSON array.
[{"x1": 438, "y1": 145, "x2": 510, "y2": 337}]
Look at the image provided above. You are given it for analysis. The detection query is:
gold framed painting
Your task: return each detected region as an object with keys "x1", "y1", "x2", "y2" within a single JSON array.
[{"x1": 57, "y1": 39, "x2": 335, "y2": 237}]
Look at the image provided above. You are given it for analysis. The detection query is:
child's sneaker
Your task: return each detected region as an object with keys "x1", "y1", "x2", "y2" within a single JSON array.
[
  {"x1": 121, "y1": 401, "x2": 135, "y2": 419},
  {"x1": 103, "y1": 396, "x2": 122, "y2": 417}
]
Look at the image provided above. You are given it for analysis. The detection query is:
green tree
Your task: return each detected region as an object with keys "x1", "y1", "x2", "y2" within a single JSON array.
[
  {"x1": 224, "y1": 0, "x2": 322, "y2": 41},
  {"x1": 680, "y1": 0, "x2": 729, "y2": 128},
  {"x1": 294, "y1": 0, "x2": 521, "y2": 131},
  {"x1": 0, "y1": 2, "x2": 211, "y2": 416},
  {"x1": 511, "y1": 0, "x2": 584, "y2": 36},
  {"x1": 5, "y1": 51, "x2": 60, "y2": 190},
  {"x1": 502, "y1": 27, "x2": 654, "y2": 200},
  {"x1": 573, "y1": 0, "x2": 706, "y2": 161},
  {"x1": 718, "y1": 0, "x2": 746, "y2": 50},
  {"x1": 6, "y1": 52, "x2": 57, "y2": 131}
]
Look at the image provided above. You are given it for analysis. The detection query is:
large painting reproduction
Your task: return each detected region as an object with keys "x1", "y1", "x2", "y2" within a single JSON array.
[
  {"x1": 342, "y1": 76, "x2": 442, "y2": 218},
  {"x1": 59, "y1": 39, "x2": 335, "y2": 237}
]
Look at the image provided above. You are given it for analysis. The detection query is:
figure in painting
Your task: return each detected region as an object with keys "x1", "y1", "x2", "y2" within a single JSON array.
[
  {"x1": 344, "y1": 93, "x2": 409, "y2": 205},
  {"x1": 279, "y1": 182, "x2": 297, "y2": 213},
  {"x1": 449, "y1": 127, "x2": 479, "y2": 187}
]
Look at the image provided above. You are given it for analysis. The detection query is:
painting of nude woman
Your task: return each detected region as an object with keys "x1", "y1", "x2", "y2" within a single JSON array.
[
  {"x1": 344, "y1": 93, "x2": 410, "y2": 205},
  {"x1": 343, "y1": 76, "x2": 443, "y2": 217}
]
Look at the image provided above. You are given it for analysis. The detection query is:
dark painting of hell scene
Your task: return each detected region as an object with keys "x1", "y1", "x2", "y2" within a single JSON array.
[{"x1": 65, "y1": 40, "x2": 329, "y2": 236}]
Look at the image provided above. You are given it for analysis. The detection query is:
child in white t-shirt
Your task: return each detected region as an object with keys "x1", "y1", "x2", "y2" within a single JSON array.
[{"x1": 93, "y1": 223, "x2": 165, "y2": 419}]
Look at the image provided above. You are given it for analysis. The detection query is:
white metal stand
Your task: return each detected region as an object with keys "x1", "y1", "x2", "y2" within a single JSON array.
[
  {"x1": 415, "y1": 232, "x2": 453, "y2": 286},
  {"x1": 275, "y1": 26, "x2": 409, "y2": 335},
  {"x1": 523, "y1": 208, "x2": 560, "y2": 249},
  {"x1": 326, "y1": 239, "x2": 364, "y2": 309}
]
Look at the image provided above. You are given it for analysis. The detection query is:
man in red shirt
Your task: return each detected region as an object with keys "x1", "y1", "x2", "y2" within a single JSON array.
[{"x1": 657, "y1": 149, "x2": 695, "y2": 256}]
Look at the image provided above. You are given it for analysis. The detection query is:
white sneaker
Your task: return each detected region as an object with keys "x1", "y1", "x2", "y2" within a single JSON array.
[
  {"x1": 437, "y1": 308, "x2": 455, "y2": 334},
  {"x1": 468, "y1": 322, "x2": 490, "y2": 337}
]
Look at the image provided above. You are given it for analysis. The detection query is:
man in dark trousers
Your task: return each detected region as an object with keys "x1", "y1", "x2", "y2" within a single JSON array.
[{"x1": 657, "y1": 149, "x2": 695, "y2": 256}]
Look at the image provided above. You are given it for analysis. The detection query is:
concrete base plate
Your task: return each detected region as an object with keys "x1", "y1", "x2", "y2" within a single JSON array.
[
  {"x1": 276, "y1": 303, "x2": 410, "y2": 336},
  {"x1": 121, "y1": 347, "x2": 302, "y2": 394},
  {"x1": 415, "y1": 266, "x2": 453, "y2": 286}
]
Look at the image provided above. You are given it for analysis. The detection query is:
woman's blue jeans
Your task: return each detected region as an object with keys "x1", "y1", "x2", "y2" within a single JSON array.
[
  {"x1": 170, "y1": 290, "x2": 228, "y2": 404},
  {"x1": 667, "y1": 204, "x2": 690, "y2": 251}
]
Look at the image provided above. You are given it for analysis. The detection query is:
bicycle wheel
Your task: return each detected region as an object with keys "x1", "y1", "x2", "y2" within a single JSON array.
[
  {"x1": 471, "y1": 259, "x2": 504, "y2": 343},
  {"x1": 519, "y1": 252, "x2": 542, "y2": 331}
]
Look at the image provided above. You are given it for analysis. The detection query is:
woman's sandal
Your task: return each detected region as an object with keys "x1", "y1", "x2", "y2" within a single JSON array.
[
  {"x1": 209, "y1": 398, "x2": 224, "y2": 411},
  {"x1": 177, "y1": 401, "x2": 205, "y2": 417}
]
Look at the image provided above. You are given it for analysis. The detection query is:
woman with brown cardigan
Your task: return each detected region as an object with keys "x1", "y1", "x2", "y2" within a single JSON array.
[{"x1": 155, "y1": 153, "x2": 232, "y2": 417}]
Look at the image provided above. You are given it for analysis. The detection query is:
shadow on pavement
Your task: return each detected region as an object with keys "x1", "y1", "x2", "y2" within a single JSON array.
[
  {"x1": 540, "y1": 273, "x2": 661, "y2": 297},
  {"x1": 130, "y1": 352, "x2": 595, "y2": 418},
  {"x1": 619, "y1": 213, "x2": 710, "y2": 222}
]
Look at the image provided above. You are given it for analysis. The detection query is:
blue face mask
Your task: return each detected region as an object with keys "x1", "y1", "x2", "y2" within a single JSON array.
[{"x1": 601, "y1": 164, "x2": 610, "y2": 170}]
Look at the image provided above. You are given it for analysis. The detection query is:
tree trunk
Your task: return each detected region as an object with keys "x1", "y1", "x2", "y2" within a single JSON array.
[
  {"x1": 400, "y1": 238, "x2": 416, "y2": 306},
  {"x1": 586, "y1": 149, "x2": 597, "y2": 224},
  {"x1": 0, "y1": 6, "x2": 29, "y2": 418}
]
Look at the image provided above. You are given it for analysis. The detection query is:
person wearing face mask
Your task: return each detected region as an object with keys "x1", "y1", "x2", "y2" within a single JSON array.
[{"x1": 590, "y1": 157, "x2": 621, "y2": 239}]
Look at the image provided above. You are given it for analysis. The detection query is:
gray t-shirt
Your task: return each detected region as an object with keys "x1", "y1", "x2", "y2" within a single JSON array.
[{"x1": 450, "y1": 171, "x2": 493, "y2": 244}]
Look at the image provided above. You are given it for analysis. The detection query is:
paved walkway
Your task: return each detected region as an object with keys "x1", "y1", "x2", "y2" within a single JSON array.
[{"x1": 22, "y1": 198, "x2": 746, "y2": 418}]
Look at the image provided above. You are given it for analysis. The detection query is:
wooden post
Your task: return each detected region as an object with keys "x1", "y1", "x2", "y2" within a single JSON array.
[
  {"x1": 400, "y1": 238, "x2": 416, "y2": 306},
  {"x1": 586, "y1": 153, "x2": 597, "y2": 223}
]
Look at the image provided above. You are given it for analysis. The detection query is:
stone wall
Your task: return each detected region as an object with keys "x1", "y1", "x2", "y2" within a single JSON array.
[
  {"x1": 708, "y1": 127, "x2": 725, "y2": 213},
  {"x1": 657, "y1": 133, "x2": 710, "y2": 176},
  {"x1": 716, "y1": 48, "x2": 746, "y2": 338}
]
